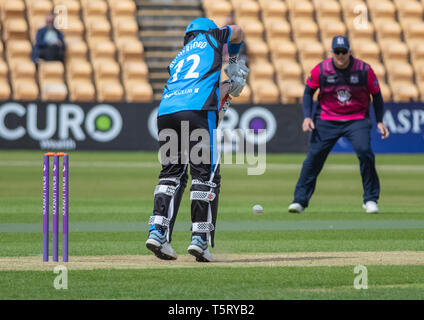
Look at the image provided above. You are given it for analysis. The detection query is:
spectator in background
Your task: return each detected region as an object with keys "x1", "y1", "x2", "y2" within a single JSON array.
[
  {"x1": 32, "y1": 12, "x2": 66, "y2": 66},
  {"x1": 222, "y1": 15, "x2": 248, "y2": 65}
]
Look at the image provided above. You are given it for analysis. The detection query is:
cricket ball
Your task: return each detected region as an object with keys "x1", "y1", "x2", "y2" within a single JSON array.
[{"x1": 252, "y1": 204, "x2": 263, "y2": 215}]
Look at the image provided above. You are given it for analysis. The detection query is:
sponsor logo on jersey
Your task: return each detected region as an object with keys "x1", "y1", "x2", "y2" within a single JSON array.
[{"x1": 336, "y1": 89, "x2": 352, "y2": 104}]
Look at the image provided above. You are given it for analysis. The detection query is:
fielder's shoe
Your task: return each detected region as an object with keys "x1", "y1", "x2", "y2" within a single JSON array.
[
  {"x1": 363, "y1": 201, "x2": 379, "y2": 214},
  {"x1": 146, "y1": 229, "x2": 177, "y2": 260},
  {"x1": 288, "y1": 202, "x2": 304, "y2": 213},
  {"x1": 187, "y1": 236, "x2": 213, "y2": 262}
]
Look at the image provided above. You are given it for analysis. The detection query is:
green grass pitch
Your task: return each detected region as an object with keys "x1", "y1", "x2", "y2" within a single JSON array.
[{"x1": 0, "y1": 150, "x2": 423, "y2": 300}]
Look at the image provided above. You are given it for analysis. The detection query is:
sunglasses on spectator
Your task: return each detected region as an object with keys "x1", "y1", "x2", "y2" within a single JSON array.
[{"x1": 333, "y1": 49, "x2": 348, "y2": 55}]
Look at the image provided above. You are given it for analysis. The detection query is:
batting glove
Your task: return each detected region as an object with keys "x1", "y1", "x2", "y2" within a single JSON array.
[
  {"x1": 224, "y1": 57, "x2": 250, "y2": 79},
  {"x1": 229, "y1": 76, "x2": 246, "y2": 97}
]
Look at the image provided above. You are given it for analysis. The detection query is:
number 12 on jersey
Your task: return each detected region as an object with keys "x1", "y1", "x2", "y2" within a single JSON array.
[{"x1": 171, "y1": 54, "x2": 200, "y2": 82}]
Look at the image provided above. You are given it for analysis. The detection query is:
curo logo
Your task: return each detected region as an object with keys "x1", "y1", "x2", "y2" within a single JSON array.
[
  {"x1": 228, "y1": 107, "x2": 277, "y2": 145},
  {"x1": 0, "y1": 103, "x2": 123, "y2": 145},
  {"x1": 147, "y1": 106, "x2": 277, "y2": 145}
]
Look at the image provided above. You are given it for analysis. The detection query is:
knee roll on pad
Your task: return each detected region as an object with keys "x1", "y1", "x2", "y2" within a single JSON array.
[
  {"x1": 154, "y1": 178, "x2": 181, "y2": 197},
  {"x1": 154, "y1": 185, "x2": 176, "y2": 197},
  {"x1": 153, "y1": 178, "x2": 180, "y2": 217},
  {"x1": 190, "y1": 179, "x2": 217, "y2": 202}
]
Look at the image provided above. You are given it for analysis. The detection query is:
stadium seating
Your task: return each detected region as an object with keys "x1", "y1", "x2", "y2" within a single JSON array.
[
  {"x1": 1, "y1": 0, "x2": 26, "y2": 20},
  {"x1": 261, "y1": 0, "x2": 298, "y2": 102},
  {"x1": 0, "y1": 0, "x2": 152, "y2": 102},
  {"x1": 38, "y1": 61, "x2": 67, "y2": 100},
  {"x1": 66, "y1": 60, "x2": 96, "y2": 101},
  {"x1": 109, "y1": 0, "x2": 137, "y2": 19},
  {"x1": 315, "y1": 0, "x2": 344, "y2": 52},
  {"x1": 26, "y1": 0, "x2": 53, "y2": 41},
  {"x1": 108, "y1": 0, "x2": 152, "y2": 101},
  {"x1": 203, "y1": 0, "x2": 232, "y2": 18},
  {"x1": 279, "y1": 80, "x2": 305, "y2": 103},
  {"x1": 232, "y1": 0, "x2": 276, "y2": 102},
  {"x1": 4, "y1": 28, "x2": 40, "y2": 100},
  {"x1": 0, "y1": 42, "x2": 11, "y2": 99},
  {"x1": 1, "y1": 0, "x2": 424, "y2": 103},
  {"x1": 397, "y1": 0, "x2": 423, "y2": 30},
  {"x1": 367, "y1": 0, "x2": 396, "y2": 24},
  {"x1": 261, "y1": 0, "x2": 287, "y2": 19},
  {"x1": 250, "y1": 78, "x2": 280, "y2": 103}
]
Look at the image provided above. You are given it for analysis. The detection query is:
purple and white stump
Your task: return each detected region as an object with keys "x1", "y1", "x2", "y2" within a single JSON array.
[
  {"x1": 62, "y1": 154, "x2": 69, "y2": 262},
  {"x1": 43, "y1": 155, "x2": 49, "y2": 262},
  {"x1": 43, "y1": 152, "x2": 69, "y2": 262},
  {"x1": 52, "y1": 155, "x2": 59, "y2": 262}
]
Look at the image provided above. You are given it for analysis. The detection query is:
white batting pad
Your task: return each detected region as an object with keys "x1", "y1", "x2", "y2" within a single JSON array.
[
  {"x1": 148, "y1": 215, "x2": 170, "y2": 228},
  {"x1": 192, "y1": 222, "x2": 214, "y2": 233},
  {"x1": 154, "y1": 185, "x2": 176, "y2": 197},
  {"x1": 190, "y1": 191, "x2": 216, "y2": 202}
]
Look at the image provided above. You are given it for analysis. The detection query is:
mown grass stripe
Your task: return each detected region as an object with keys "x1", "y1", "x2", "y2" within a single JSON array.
[
  {"x1": 1, "y1": 160, "x2": 424, "y2": 171},
  {"x1": 1, "y1": 220, "x2": 423, "y2": 233}
]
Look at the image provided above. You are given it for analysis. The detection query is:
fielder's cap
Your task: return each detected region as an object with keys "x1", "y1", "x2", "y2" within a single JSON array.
[
  {"x1": 332, "y1": 35, "x2": 350, "y2": 51},
  {"x1": 185, "y1": 17, "x2": 217, "y2": 34}
]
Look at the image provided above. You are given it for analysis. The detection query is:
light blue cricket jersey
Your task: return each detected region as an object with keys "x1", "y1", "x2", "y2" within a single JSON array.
[{"x1": 158, "y1": 27, "x2": 231, "y2": 117}]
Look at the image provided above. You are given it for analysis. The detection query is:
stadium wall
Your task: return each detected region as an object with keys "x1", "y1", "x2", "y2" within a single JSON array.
[
  {"x1": 0, "y1": 101, "x2": 423, "y2": 153},
  {"x1": 332, "y1": 103, "x2": 424, "y2": 153}
]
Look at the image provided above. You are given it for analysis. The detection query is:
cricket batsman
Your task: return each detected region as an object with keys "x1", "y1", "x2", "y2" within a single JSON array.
[
  {"x1": 145, "y1": 18, "x2": 249, "y2": 262},
  {"x1": 288, "y1": 35, "x2": 390, "y2": 214}
]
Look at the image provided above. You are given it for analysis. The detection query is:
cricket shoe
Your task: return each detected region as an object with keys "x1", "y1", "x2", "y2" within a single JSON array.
[
  {"x1": 288, "y1": 203, "x2": 304, "y2": 213},
  {"x1": 363, "y1": 201, "x2": 379, "y2": 214},
  {"x1": 146, "y1": 229, "x2": 177, "y2": 260},
  {"x1": 187, "y1": 236, "x2": 213, "y2": 262}
]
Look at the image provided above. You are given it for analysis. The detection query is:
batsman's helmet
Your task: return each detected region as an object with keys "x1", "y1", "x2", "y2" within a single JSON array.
[{"x1": 185, "y1": 18, "x2": 217, "y2": 34}]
